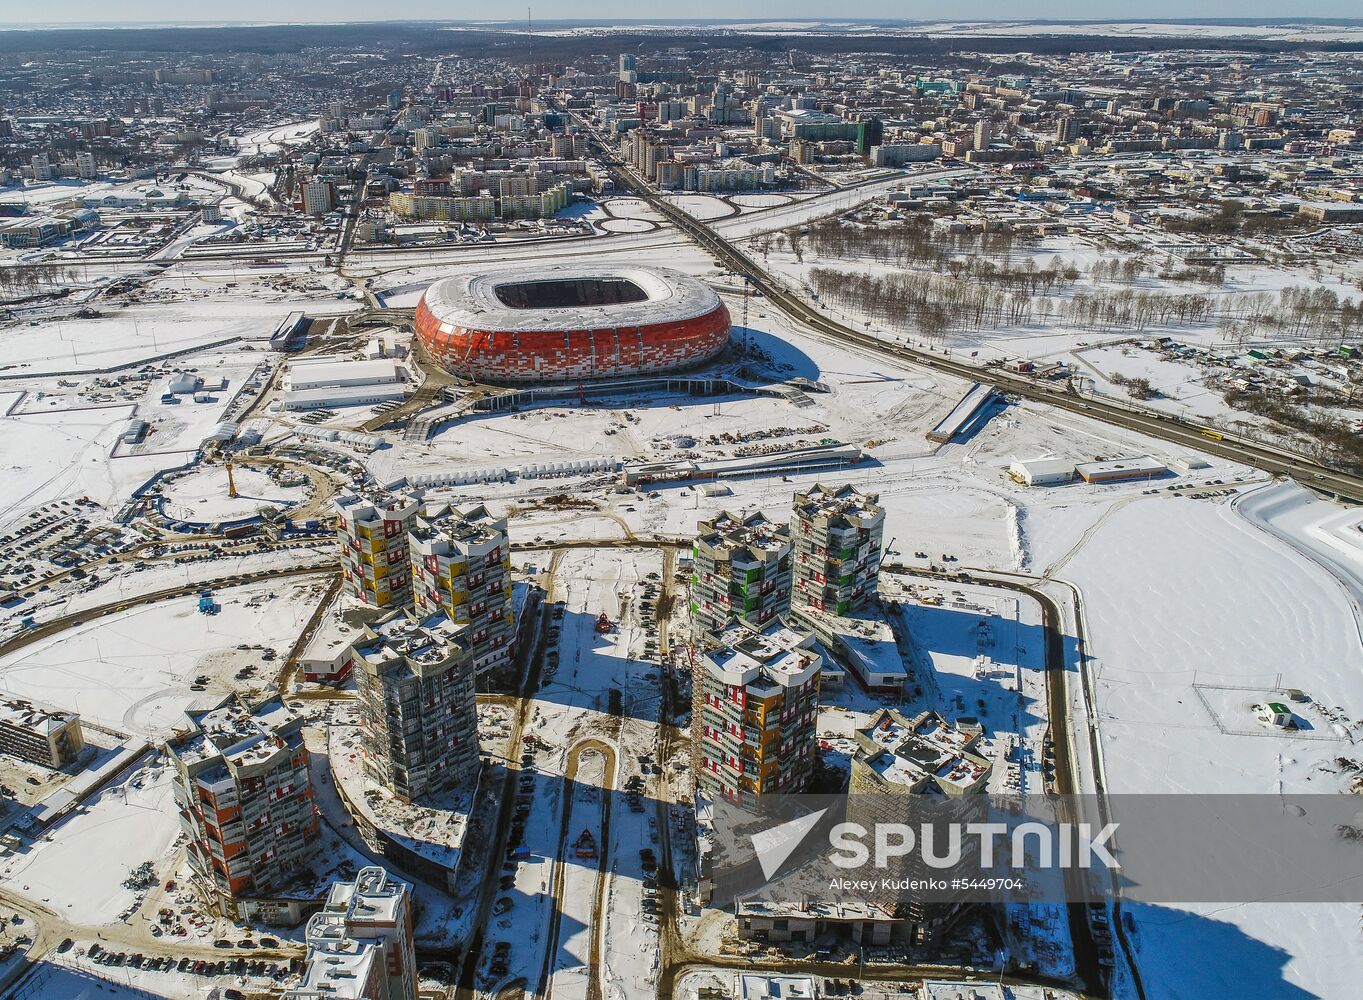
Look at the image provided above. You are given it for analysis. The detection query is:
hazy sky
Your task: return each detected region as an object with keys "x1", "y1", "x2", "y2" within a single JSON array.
[{"x1": 3, "y1": 2, "x2": 1361, "y2": 26}]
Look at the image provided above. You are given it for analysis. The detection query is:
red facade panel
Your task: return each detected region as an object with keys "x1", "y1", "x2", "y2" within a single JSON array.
[{"x1": 414, "y1": 295, "x2": 731, "y2": 383}]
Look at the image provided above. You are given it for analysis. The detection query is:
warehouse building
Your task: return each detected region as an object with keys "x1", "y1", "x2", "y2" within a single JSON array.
[
  {"x1": 282, "y1": 358, "x2": 408, "y2": 411},
  {"x1": 1075, "y1": 456, "x2": 1168, "y2": 484},
  {"x1": 1007, "y1": 458, "x2": 1075, "y2": 486}
]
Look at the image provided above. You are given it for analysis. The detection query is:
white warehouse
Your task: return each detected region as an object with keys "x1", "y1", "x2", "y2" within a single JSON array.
[
  {"x1": 1008, "y1": 458, "x2": 1075, "y2": 486},
  {"x1": 282, "y1": 358, "x2": 409, "y2": 411}
]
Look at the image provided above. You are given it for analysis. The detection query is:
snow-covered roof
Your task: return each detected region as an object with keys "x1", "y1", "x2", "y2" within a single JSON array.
[{"x1": 420, "y1": 263, "x2": 721, "y2": 333}]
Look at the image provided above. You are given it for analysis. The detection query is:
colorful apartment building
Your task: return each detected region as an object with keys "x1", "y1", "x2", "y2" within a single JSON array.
[
  {"x1": 692, "y1": 617, "x2": 822, "y2": 800},
  {"x1": 408, "y1": 502, "x2": 514, "y2": 676},
  {"x1": 790, "y1": 484, "x2": 884, "y2": 616},
  {"x1": 351, "y1": 609, "x2": 479, "y2": 803},
  {"x1": 691, "y1": 511, "x2": 793, "y2": 637},
  {"x1": 334, "y1": 490, "x2": 422, "y2": 609},
  {"x1": 167, "y1": 699, "x2": 320, "y2": 919}
]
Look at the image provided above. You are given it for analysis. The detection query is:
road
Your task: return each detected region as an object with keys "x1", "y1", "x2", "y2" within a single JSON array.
[{"x1": 565, "y1": 109, "x2": 1363, "y2": 505}]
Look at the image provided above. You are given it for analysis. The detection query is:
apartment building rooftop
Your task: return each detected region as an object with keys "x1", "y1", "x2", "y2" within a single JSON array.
[
  {"x1": 333, "y1": 487, "x2": 421, "y2": 520},
  {"x1": 289, "y1": 936, "x2": 379, "y2": 999},
  {"x1": 856, "y1": 708, "x2": 989, "y2": 793},
  {"x1": 697, "y1": 510, "x2": 791, "y2": 557},
  {"x1": 409, "y1": 500, "x2": 506, "y2": 546},
  {"x1": 792, "y1": 483, "x2": 883, "y2": 526},
  {"x1": 702, "y1": 617, "x2": 820, "y2": 690},
  {"x1": 172, "y1": 698, "x2": 299, "y2": 769},
  {"x1": 0, "y1": 696, "x2": 78, "y2": 736},
  {"x1": 353, "y1": 609, "x2": 469, "y2": 671}
]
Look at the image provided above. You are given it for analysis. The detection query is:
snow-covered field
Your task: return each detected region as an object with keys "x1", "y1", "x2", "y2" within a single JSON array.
[
  {"x1": 0, "y1": 757, "x2": 179, "y2": 925},
  {"x1": 1060, "y1": 490, "x2": 1363, "y2": 999},
  {"x1": 0, "y1": 577, "x2": 329, "y2": 737}
]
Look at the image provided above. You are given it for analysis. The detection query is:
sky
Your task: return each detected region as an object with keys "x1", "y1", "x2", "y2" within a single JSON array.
[{"x1": 3, "y1": 2, "x2": 1362, "y2": 27}]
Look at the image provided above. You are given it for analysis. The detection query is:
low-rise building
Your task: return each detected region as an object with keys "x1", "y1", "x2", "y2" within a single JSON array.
[{"x1": 0, "y1": 697, "x2": 83, "y2": 768}]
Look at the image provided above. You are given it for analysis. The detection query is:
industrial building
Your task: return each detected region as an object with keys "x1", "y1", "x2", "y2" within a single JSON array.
[
  {"x1": 351, "y1": 609, "x2": 480, "y2": 803},
  {"x1": 334, "y1": 490, "x2": 423, "y2": 608},
  {"x1": 691, "y1": 511, "x2": 793, "y2": 636},
  {"x1": 790, "y1": 484, "x2": 885, "y2": 616},
  {"x1": 692, "y1": 616, "x2": 822, "y2": 800},
  {"x1": 414, "y1": 264, "x2": 730, "y2": 383},
  {"x1": 167, "y1": 698, "x2": 320, "y2": 918},
  {"x1": 408, "y1": 502, "x2": 514, "y2": 676},
  {"x1": 1074, "y1": 456, "x2": 1168, "y2": 484},
  {"x1": 1007, "y1": 458, "x2": 1075, "y2": 486},
  {"x1": 282, "y1": 358, "x2": 409, "y2": 411},
  {"x1": 287, "y1": 867, "x2": 417, "y2": 1000},
  {"x1": 0, "y1": 697, "x2": 84, "y2": 768}
]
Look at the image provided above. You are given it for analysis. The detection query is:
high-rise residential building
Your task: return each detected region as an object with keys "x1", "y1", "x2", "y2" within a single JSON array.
[
  {"x1": 30, "y1": 153, "x2": 53, "y2": 182},
  {"x1": 287, "y1": 867, "x2": 417, "y2": 1000},
  {"x1": 691, "y1": 511, "x2": 792, "y2": 637},
  {"x1": 856, "y1": 118, "x2": 884, "y2": 155},
  {"x1": 847, "y1": 708, "x2": 991, "y2": 941},
  {"x1": 409, "y1": 502, "x2": 514, "y2": 675},
  {"x1": 1054, "y1": 116, "x2": 1080, "y2": 144},
  {"x1": 75, "y1": 152, "x2": 96, "y2": 179},
  {"x1": 167, "y1": 699, "x2": 319, "y2": 918},
  {"x1": 973, "y1": 118, "x2": 993, "y2": 152},
  {"x1": 301, "y1": 177, "x2": 336, "y2": 216},
  {"x1": 334, "y1": 490, "x2": 423, "y2": 609},
  {"x1": 692, "y1": 616, "x2": 822, "y2": 800},
  {"x1": 790, "y1": 484, "x2": 884, "y2": 617},
  {"x1": 351, "y1": 609, "x2": 479, "y2": 803}
]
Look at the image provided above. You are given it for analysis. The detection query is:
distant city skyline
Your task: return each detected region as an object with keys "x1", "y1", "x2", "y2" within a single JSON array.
[{"x1": 4, "y1": 4, "x2": 1363, "y2": 27}]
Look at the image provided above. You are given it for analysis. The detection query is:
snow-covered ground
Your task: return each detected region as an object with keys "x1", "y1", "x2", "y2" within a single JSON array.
[
  {"x1": 0, "y1": 576, "x2": 329, "y2": 737},
  {"x1": 1059, "y1": 490, "x2": 1363, "y2": 999},
  {"x1": 0, "y1": 758, "x2": 179, "y2": 926}
]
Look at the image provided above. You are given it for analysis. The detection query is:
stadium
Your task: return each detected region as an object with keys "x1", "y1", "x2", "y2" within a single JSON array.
[{"x1": 414, "y1": 263, "x2": 731, "y2": 384}]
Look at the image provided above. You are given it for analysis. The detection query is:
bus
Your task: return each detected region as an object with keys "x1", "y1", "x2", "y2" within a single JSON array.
[{"x1": 1201, "y1": 428, "x2": 1224, "y2": 441}]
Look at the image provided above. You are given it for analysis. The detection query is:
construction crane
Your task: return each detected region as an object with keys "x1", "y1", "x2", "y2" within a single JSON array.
[{"x1": 225, "y1": 459, "x2": 238, "y2": 499}]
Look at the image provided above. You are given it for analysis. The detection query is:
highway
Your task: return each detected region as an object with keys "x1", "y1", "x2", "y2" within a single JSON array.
[{"x1": 566, "y1": 111, "x2": 1363, "y2": 505}]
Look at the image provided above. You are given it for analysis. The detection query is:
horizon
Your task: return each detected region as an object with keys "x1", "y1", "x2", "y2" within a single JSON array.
[{"x1": 5, "y1": 7, "x2": 1363, "y2": 28}]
